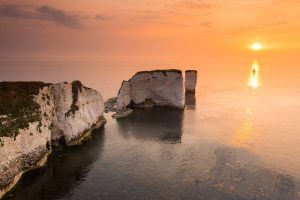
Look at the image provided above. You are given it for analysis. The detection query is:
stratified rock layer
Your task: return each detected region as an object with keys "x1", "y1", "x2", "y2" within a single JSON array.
[
  {"x1": 117, "y1": 69, "x2": 185, "y2": 110},
  {"x1": 0, "y1": 81, "x2": 105, "y2": 198},
  {"x1": 185, "y1": 70, "x2": 197, "y2": 93}
]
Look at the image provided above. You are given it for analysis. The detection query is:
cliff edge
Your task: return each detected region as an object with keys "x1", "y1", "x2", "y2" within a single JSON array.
[{"x1": 0, "y1": 81, "x2": 105, "y2": 198}]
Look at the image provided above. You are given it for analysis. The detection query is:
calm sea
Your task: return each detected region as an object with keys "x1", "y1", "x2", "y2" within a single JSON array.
[{"x1": 1, "y1": 58, "x2": 300, "y2": 199}]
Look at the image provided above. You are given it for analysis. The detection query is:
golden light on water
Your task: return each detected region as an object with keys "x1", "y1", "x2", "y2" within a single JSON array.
[
  {"x1": 248, "y1": 61, "x2": 260, "y2": 89},
  {"x1": 230, "y1": 106, "x2": 256, "y2": 148},
  {"x1": 231, "y1": 118, "x2": 254, "y2": 148}
]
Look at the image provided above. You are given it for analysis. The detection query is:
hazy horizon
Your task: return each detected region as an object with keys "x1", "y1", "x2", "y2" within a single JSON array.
[{"x1": 1, "y1": 1, "x2": 300, "y2": 99}]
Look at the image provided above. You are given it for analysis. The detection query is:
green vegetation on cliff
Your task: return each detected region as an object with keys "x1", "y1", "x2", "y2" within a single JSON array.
[
  {"x1": 65, "y1": 81, "x2": 89, "y2": 117},
  {"x1": 0, "y1": 82, "x2": 48, "y2": 139}
]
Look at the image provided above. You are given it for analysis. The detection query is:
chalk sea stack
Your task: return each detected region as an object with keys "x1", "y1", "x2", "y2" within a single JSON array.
[
  {"x1": 117, "y1": 69, "x2": 185, "y2": 111},
  {"x1": 185, "y1": 70, "x2": 197, "y2": 93},
  {"x1": 0, "y1": 81, "x2": 105, "y2": 198},
  {"x1": 117, "y1": 81, "x2": 131, "y2": 110}
]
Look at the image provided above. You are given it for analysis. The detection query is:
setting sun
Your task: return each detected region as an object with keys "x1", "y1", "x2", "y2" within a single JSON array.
[{"x1": 251, "y1": 43, "x2": 263, "y2": 51}]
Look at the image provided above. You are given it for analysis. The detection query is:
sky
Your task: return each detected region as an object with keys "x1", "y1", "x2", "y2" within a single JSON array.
[
  {"x1": 0, "y1": 0, "x2": 300, "y2": 66},
  {"x1": 0, "y1": 0, "x2": 300, "y2": 96}
]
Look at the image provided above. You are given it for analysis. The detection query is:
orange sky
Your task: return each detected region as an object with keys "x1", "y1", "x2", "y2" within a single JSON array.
[{"x1": 0, "y1": 0, "x2": 300, "y2": 67}]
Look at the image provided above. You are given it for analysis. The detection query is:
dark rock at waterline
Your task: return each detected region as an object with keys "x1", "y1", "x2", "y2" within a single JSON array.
[{"x1": 104, "y1": 97, "x2": 118, "y2": 113}]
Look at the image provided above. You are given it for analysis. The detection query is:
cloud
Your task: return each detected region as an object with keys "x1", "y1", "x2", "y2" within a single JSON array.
[
  {"x1": 229, "y1": 21, "x2": 287, "y2": 33},
  {"x1": 179, "y1": 0, "x2": 211, "y2": 9},
  {"x1": 200, "y1": 21, "x2": 212, "y2": 28},
  {"x1": 0, "y1": 4, "x2": 84, "y2": 29},
  {"x1": 95, "y1": 14, "x2": 114, "y2": 21},
  {"x1": 0, "y1": 4, "x2": 32, "y2": 19},
  {"x1": 36, "y1": 5, "x2": 84, "y2": 28}
]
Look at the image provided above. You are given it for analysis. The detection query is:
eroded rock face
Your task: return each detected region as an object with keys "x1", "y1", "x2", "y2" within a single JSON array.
[
  {"x1": 185, "y1": 70, "x2": 197, "y2": 93},
  {"x1": 51, "y1": 81, "x2": 105, "y2": 144},
  {"x1": 0, "y1": 81, "x2": 105, "y2": 198},
  {"x1": 0, "y1": 84, "x2": 53, "y2": 198},
  {"x1": 117, "y1": 70, "x2": 185, "y2": 109},
  {"x1": 117, "y1": 81, "x2": 131, "y2": 110}
]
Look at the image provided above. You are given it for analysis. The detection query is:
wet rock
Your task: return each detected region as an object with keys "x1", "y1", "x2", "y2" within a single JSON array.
[
  {"x1": 104, "y1": 97, "x2": 117, "y2": 113},
  {"x1": 208, "y1": 147, "x2": 299, "y2": 200},
  {"x1": 112, "y1": 109, "x2": 133, "y2": 119},
  {"x1": 185, "y1": 92, "x2": 196, "y2": 109},
  {"x1": 276, "y1": 174, "x2": 295, "y2": 195}
]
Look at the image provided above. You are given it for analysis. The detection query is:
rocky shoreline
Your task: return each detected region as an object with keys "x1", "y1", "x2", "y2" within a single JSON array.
[{"x1": 0, "y1": 69, "x2": 197, "y2": 198}]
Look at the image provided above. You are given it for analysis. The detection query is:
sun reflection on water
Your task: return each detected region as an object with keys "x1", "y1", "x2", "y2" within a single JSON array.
[
  {"x1": 248, "y1": 61, "x2": 260, "y2": 89},
  {"x1": 230, "y1": 107, "x2": 255, "y2": 148}
]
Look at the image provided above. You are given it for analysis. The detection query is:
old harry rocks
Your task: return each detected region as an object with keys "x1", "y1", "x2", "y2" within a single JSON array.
[{"x1": 117, "y1": 69, "x2": 198, "y2": 110}]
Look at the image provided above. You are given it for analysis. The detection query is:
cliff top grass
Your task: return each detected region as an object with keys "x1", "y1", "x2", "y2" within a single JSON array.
[
  {"x1": 185, "y1": 70, "x2": 197, "y2": 73},
  {"x1": 0, "y1": 82, "x2": 48, "y2": 138},
  {"x1": 133, "y1": 69, "x2": 182, "y2": 77}
]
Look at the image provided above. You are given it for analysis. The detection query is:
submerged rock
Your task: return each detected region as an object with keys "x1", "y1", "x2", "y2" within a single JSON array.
[
  {"x1": 112, "y1": 109, "x2": 133, "y2": 119},
  {"x1": 208, "y1": 147, "x2": 298, "y2": 200},
  {"x1": 0, "y1": 81, "x2": 105, "y2": 198},
  {"x1": 104, "y1": 97, "x2": 117, "y2": 113},
  {"x1": 185, "y1": 70, "x2": 197, "y2": 93},
  {"x1": 105, "y1": 95, "x2": 133, "y2": 119}
]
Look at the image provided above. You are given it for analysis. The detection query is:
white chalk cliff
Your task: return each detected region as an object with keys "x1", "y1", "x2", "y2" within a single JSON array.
[
  {"x1": 0, "y1": 81, "x2": 105, "y2": 198},
  {"x1": 117, "y1": 69, "x2": 185, "y2": 109},
  {"x1": 117, "y1": 81, "x2": 131, "y2": 111},
  {"x1": 185, "y1": 70, "x2": 197, "y2": 92},
  {"x1": 50, "y1": 82, "x2": 105, "y2": 144}
]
